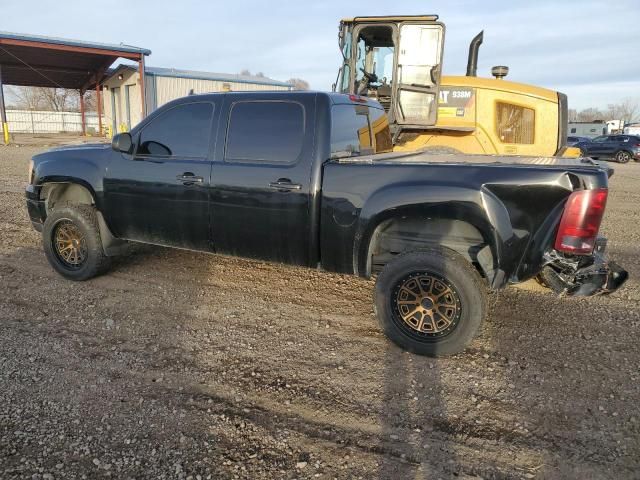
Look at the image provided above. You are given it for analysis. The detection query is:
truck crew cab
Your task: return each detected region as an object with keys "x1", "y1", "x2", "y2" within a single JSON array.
[{"x1": 26, "y1": 91, "x2": 627, "y2": 356}]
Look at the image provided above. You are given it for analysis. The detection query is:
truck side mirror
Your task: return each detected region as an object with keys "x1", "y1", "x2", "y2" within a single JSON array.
[{"x1": 112, "y1": 132, "x2": 133, "y2": 154}]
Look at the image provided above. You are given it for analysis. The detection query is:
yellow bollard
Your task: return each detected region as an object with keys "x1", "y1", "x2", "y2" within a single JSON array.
[{"x1": 2, "y1": 122, "x2": 8, "y2": 145}]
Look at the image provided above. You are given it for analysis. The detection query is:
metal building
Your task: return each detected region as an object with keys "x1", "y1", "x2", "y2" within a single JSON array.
[
  {"x1": 568, "y1": 121, "x2": 607, "y2": 138},
  {"x1": 102, "y1": 65, "x2": 293, "y2": 132}
]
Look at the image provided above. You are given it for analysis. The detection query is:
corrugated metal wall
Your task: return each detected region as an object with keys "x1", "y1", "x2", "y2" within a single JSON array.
[
  {"x1": 102, "y1": 71, "x2": 291, "y2": 133},
  {"x1": 153, "y1": 76, "x2": 290, "y2": 108}
]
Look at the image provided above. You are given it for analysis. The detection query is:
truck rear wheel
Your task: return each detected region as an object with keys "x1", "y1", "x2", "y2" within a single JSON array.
[
  {"x1": 42, "y1": 203, "x2": 111, "y2": 281},
  {"x1": 374, "y1": 249, "x2": 486, "y2": 356}
]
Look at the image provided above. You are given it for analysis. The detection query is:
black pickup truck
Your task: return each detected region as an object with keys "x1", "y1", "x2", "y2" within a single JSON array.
[{"x1": 25, "y1": 91, "x2": 627, "y2": 356}]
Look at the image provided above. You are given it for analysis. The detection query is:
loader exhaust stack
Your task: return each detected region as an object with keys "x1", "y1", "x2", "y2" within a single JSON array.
[{"x1": 466, "y1": 31, "x2": 484, "y2": 77}]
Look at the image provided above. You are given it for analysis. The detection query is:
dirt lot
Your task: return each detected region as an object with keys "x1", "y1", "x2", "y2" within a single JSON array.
[{"x1": 1, "y1": 145, "x2": 638, "y2": 480}]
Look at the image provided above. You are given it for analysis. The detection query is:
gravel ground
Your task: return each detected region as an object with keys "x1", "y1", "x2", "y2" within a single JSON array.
[{"x1": 1, "y1": 145, "x2": 639, "y2": 480}]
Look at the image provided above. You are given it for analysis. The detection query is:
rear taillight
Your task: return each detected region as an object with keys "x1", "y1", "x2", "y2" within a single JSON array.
[{"x1": 555, "y1": 188, "x2": 608, "y2": 255}]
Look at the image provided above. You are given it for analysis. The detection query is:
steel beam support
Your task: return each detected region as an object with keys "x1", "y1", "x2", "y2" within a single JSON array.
[
  {"x1": 139, "y1": 54, "x2": 147, "y2": 119},
  {"x1": 0, "y1": 64, "x2": 8, "y2": 144},
  {"x1": 79, "y1": 90, "x2": 86, "y2": 136},
  {"x1": 96, "y1": 82, "x2": 103, "y2": 136}
]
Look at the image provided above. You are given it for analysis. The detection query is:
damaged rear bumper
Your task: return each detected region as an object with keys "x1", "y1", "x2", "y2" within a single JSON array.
[{"x1": 540, "y1": 238, "x2": 628, "y2": 296}]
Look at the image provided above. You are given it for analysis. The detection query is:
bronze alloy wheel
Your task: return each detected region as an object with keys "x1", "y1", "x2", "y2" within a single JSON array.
[
  {"x1": 391, "y1": 272, "x2": 462, "y2": 338},
  {"x1": 53, "y1": 219, "x2": 87, "y2": 268}
]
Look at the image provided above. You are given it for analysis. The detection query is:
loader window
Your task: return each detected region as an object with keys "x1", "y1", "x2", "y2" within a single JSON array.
[
  {"x1": 395, "y1": 24, "x2": 444, "y2": 125},
  {"x1": 496, "y1": 102, "x2": 535, "y2": 144},
  {"x1": 354, "y1": 25, "x2": 395, "y2": 106}
]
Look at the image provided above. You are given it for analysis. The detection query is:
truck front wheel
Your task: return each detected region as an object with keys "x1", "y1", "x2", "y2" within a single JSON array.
[
  {"x1": 42, "y1": 203, "x2": 111, "y2": 281},
  {"x1": 374, "y1": 249, "x2": 486, "y2": 356}
]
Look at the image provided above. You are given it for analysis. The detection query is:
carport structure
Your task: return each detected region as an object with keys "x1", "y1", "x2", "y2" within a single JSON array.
[{"x1": 0, "y1": 31, "x2": 151, "y2": 144}]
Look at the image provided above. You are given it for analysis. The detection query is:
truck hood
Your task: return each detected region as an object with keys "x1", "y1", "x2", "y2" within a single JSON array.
[
  {"x1": 46, "y1": 142, "x2": 111, "y2": 152},
  {"x1": 32, "y1": 143, "x2": 111, "y2": 164}
]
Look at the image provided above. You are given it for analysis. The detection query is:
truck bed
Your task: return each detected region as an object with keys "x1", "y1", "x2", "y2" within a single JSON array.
[
  {"x1": 333, "y1": 150, "x2": 604, "y2": 169},
  {"x1": 320, "y1": 151, "x2": 610, "y2": 282}
]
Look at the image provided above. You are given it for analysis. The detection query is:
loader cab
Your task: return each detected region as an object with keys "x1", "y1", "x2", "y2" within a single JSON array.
[{"x1": 336, "y1": 16, "x2": 445, "y2": 132}]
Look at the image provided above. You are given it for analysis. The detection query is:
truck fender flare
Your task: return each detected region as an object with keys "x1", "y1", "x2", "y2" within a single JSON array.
[
  {"x1": 354, "y1": 184, "x2": 517, "y2": 287},
  {"x1": 36, "y1": 157, "x2": 104, "y2": 200}
]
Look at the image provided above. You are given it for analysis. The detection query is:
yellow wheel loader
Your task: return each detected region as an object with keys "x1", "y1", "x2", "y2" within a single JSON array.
[{"x1": 334, "y1": 15, "x2": 578, "y2": 157}]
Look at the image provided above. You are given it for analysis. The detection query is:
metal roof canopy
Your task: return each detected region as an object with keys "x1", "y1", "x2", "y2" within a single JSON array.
[
  {"x1": 0, "y1": 31, "x2": 151, "y2": 142},
  {"x1": 107, "y1": 64, "x2": 293, "y2": 88},
  {"x1": 0, "y1": 31, "x2": 150, "y2": 90}
]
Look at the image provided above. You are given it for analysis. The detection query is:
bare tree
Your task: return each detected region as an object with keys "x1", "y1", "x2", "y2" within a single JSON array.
[
  {"x1": 239, "y1": 70, "x2": 271, "y2": 79},
  {"x1": 570, "y1": 99, "x2": 640, "y2": 124},
  {"x1": 606, "y1": 98, "x2": 640, "y2": 123},
  {"x1": 7, "y1": 86, "x2": 45, "y2": 110},
  {"x1": 82, "y1": 91, "x2": 97, "y2": 113},
  {"x1": 7, "y1": 86, "x2": 83, "y2": 111},
  {"x1": 40, "y1": 88, "x2": 75, "y2": 111},
  {"x1": 286, "y1": 78, "x2": 310, "y2": 90},
  {"x1": 575, "y1": 108, "x2": 605, "y2": 122}
]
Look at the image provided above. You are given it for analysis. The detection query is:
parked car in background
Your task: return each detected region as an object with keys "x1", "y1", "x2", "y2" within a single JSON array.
[
  {"x1": 576, "y1": 135, "x2": 640, "y2": 163},
  {"x1": 567, "y1": 136, "x2": 591, "y2": 146}
]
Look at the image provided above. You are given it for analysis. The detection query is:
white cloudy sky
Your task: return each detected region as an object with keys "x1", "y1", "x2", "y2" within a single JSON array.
[{"x1": 3, "y1": 0, "x2": 639, "y2": 110}]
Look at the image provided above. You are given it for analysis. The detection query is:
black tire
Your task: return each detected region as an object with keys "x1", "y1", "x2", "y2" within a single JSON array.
[
  {"x1": 42, "y1": 203, "x2": 111, "y2": 281},
  {"x1": 374, "y1": 248, "x2": 486, "y2": 357},
  {"x1": 615, "y1": 150, "x2": 631, "y2": 163}
]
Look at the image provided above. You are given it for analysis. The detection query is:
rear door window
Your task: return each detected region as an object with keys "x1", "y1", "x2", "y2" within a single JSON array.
[{"x1": 225, "y1": 101, "x2": 305, "y2": 163}]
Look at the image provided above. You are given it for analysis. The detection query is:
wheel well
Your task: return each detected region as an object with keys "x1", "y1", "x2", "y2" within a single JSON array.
[
  {"x1": 40, "y1": 183, "x2": 95, "y2": 214},
  {"x1": 367, "y1": 216, "x2": 493, "y2": 280},
  {"x1": 38, "y1": 182, "x2": 127, "y2": 256}
]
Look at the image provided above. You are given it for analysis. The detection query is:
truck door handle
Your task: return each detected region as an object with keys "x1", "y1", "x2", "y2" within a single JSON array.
[
  {"x1": 269, "y1": 179, "x2": 302, "y2": 191},
  {"x1": 177, "y1": 173, "x2": 204, "y2": 185}
]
